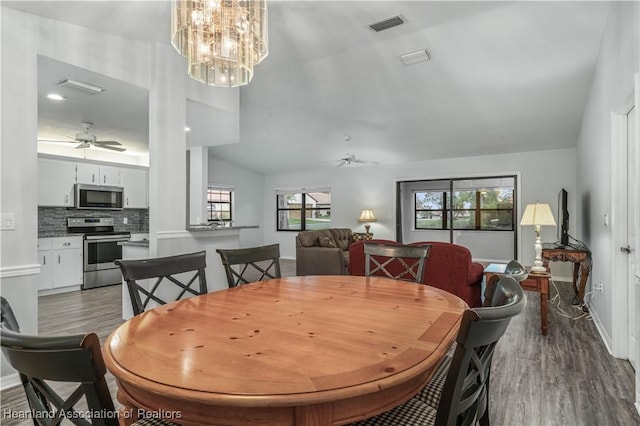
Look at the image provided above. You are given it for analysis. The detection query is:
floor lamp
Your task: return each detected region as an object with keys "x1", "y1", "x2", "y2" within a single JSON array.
[{"x1": 520, "y1": 202, "x2": 556, "y2": 273}]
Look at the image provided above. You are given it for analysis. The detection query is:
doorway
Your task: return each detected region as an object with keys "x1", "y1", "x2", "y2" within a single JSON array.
[{"x1": 611, "y1": 78, "x2": 640, "y2": 408}]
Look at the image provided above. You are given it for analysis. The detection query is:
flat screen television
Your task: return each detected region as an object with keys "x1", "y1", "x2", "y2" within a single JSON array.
[{"x1": 558, "y1": 188, "x2": 569, "y2": 246}]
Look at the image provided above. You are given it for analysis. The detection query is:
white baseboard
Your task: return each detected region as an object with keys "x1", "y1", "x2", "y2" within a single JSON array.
[
  {"x1": 0, "y1": 372, "x2": 21, "y2": 391},
  {"x1": 588, "y1": 300, "x2": 615, "y2": 356}
]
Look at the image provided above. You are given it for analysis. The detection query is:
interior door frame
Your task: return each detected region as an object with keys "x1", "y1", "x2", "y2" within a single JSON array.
[
  {"x1": 610, "y1": 76, "x2": 640, "y2": 411},
  {"x1": 610, "y1": 87, "x2": 634, "y2": 360}
]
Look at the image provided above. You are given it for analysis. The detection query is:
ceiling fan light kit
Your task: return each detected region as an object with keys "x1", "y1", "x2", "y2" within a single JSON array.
[
  {"x1": 39, "y1": 122, "x2": 126, "y2": 153},
  {"x1": 335, "y1": 136, "x2": 380, "y2": 168},
  {"x1": 171, "y1": 0, "x2": 269, "y2": 87}
]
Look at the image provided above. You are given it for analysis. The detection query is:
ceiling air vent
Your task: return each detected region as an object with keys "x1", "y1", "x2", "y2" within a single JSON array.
[{"x1": 369, "y1": 15, "x2": 406, "y2": 32}]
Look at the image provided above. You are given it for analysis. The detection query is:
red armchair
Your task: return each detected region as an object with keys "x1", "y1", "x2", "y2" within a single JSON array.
[{"x1": 348, "y1": 239, "x2": 484, "y2": 308}]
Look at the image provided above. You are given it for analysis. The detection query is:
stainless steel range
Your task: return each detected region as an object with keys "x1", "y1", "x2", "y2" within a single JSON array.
[{"x1": 67, "y1": 217, "x2": 131, "y2": 289}]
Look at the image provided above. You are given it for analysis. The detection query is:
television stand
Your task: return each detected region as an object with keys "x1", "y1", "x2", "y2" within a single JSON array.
[{"x1": 542, "y1": 244, "x2": 592, "y2": 311}]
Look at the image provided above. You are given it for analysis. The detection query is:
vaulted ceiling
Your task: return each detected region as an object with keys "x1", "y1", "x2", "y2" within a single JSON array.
[{"x1": 4, "y1": 1, "x2": 611, "y2": 173}]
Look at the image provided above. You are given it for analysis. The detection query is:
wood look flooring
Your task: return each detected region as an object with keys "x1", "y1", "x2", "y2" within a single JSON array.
[{"x1": 1, "y1": 259, "x2": 639, "y2": 425}]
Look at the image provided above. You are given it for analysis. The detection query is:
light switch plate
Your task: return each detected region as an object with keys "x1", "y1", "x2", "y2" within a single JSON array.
[{"x1": 1, "y1": 213, "x2": 15, "y2": 230}]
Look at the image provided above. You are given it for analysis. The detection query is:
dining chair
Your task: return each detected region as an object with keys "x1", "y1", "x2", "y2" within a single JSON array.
[
  {"x1": 351, "y1": 275, "x2": 527, "y2": 426},
  {"x1": 0, "y1": 296, "x2": 176, "y2": 426},
  {"x1": 115, "y1": 250, "x2": 208, "y2": 315},
  {"x1": 216, "y1": 243, "x2": 281, "y2": 287},
  {"x1": 364, "y1": 242, "x2": 431, "y2": 283}
]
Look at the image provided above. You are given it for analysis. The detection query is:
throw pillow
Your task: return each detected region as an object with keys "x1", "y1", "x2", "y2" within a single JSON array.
[{"x1": 319, "y1": 236, "x2": 337, "y2": 248}]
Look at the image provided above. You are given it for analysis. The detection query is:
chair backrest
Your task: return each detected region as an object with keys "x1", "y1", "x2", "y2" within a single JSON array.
[
  {"x1": 436, "y1": 275, "x2": 526, "y2": 426},
  {"x1": 364, "y1": 242, "x2": 431, "y2": 283},
  {"x1": 483, "y1": 260, "x2": 528, "y2": 306},
  {"x1": 216, "y1": 244, "x2": 281, "y2": 288},
  {"x1": 0, "y1": 298, "x2": 118, "y2": 426},
  {"x1": 1, "y1": 296, "x2": 20, "y2": 332},
  {"x1": 115, "y1": 250, "x2": 208, "y2": 316}
]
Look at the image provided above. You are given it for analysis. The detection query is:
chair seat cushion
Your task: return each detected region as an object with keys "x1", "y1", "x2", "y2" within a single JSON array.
[
  {"x1": 132, "y1": 418, "x2": 180, "y2": 426},
  {"x1": 415, "y1": 351, "x2": 453, "y2": 409},
  {"x1": 349, "y1": 397, "x2": 436, "y2": 425}
]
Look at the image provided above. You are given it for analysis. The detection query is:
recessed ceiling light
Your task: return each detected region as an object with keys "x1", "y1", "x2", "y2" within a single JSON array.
[
  {"x1": 185, "y1": 127, "x2": 191, "y2": 132},
  {"x1": 57, "y1": 78, "x2": 105, "y2": 94},
  {"x1": 46, "y1": 93, "x2": 66, "y2": 101}
]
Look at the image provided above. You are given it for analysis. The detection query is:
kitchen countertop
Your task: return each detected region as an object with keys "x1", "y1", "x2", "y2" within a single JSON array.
[
  {"x1": 188, "y1": 225, "x2": 259, "y2": 232},
  {"x1": 120, "y1": 226, "x2": 258, "y2": 246}
]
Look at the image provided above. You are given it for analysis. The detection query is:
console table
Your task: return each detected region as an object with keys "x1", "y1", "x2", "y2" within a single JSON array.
[{"x1": 542, "y1": 244, "x2": 592, "y2": 310}]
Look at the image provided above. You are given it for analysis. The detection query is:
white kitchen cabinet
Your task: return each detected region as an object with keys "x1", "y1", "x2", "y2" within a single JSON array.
[
  {"x1": 38, "y1": 236, "x2": 83, "y2": 292},
  {"x1": 120, "y1": 167, "x2": 148, "y2": 208},
  {"x1": 76, "y1": 163, "x2": 121, "y2": 186},
  {"x1": 37, "y1": 158, "x2": 75, "y2": 207}
]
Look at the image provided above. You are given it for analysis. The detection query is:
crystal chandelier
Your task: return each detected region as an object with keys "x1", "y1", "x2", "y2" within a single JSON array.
[{"x1": 171, "y1": 0, "x2": 268, "y2": 87}]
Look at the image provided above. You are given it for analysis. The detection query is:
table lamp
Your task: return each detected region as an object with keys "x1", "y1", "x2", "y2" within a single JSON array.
[
  {"x1": 358, "y1": 209, "x2": 377, "y2": 233},
  {"x1": 520, "y1": 202, "x2": 556, "y2": 273}
]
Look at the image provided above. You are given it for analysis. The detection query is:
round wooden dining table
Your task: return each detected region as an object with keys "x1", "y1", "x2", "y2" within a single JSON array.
[{"x1": 103, "y1": 275, "x2": 466, "y2": 426}]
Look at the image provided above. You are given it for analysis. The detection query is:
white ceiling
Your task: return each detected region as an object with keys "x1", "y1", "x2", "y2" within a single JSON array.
[{"x1": 4, "y1": 1, "x2": 611, "y2": 173}]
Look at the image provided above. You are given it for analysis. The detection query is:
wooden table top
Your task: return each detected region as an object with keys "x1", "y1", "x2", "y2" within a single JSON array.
[{"x1": 104, "y1": 275, "x2": 466, "y2": 424}]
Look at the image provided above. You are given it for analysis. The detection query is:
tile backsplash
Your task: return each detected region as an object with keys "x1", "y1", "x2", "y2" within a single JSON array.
[{"x1": 38, "y1": 207, "x2": 149, "y2": 236}]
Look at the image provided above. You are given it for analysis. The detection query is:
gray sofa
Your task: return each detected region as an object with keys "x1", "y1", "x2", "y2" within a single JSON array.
[{"x1": 295, "y1": 228, "x2": 353, "y2": 276}]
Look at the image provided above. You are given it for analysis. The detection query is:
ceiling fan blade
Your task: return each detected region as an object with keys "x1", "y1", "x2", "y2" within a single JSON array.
[
  {"x1": 38, "y1": 139, "x2": 77, "y2": 144},
  {"x1": 336, "y1": 160, "x2": 348, "y2": 167},
  {"x1": 94, "y1": 144, "x2": 126, "y2": 152},
  {"x1": 75, "y1": 142, "x2": 91, "y2": 149},
  {"x1": 95, "y1": 140, "x2": 122, "y2": 145},
  {"x1": 352, "y1": 158, "x2": 380, "y2": 165}
]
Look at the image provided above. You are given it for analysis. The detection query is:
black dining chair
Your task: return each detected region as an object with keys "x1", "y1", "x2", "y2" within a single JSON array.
[
  {"x1": 351, "y1": 275, "x2": 527, "y2": 426},
  {"x1": 483, "y1": 259, "x2": 528, "y2": 307},
  {"x1": 0, "y1": 296, "x2": 177, "y2": 426},
  {"x1": 364, "y1": 242, "x2": 431, "y2": 283},
  {"x1": 115, "y1": 250, "x2": 208, "y2": 315},
  {"x1": 216, "y1": 244, "x2": 282, "y2": 287}
]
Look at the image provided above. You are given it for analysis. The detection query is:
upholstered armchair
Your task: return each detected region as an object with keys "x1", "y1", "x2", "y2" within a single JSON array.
[
  {"x1": 349, "y1": 239, "x2": 484, "y2": 307},
  {"x1": 295, "y1": 228, "x2": 353, "y2": 276}
]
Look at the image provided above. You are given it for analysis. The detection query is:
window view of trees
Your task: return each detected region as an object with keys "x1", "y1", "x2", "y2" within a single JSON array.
[
  {"x1": 415, "y1": 179, "x2": 514, "y2": 231},
  {"x1": 207, "y1": 188, "x2": 232, "y2": 221},
  {"x1": 277, "y1": 191, "x2": 331, "y2": 231}
]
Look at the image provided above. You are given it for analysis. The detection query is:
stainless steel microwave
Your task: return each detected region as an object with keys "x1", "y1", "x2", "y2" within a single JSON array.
[{"x1": 75, "y1": 184, "x2": 124, "y2": 210}]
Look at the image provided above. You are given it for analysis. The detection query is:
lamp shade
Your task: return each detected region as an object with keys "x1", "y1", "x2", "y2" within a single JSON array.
[
  {"x1": 520, "y1": 202, "x2": 556, "y2": 226},
  {"x1": 358, "y1": 209, "x2": 377, "y2": 222}
]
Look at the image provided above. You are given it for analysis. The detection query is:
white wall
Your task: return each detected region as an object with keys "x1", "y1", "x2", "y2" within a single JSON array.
[
  {"x1": 208, "y1": 155, "x2": 265, "y2": 249},
  {"x1": 0, "y1": 7, "x2": 240, "y2": 383},
  {"x1": 576, "y1": 1, "x2": 639, "y2": 349},
  {"x1": 260, "y1": 148, "x2": 577, "y2": 267}
]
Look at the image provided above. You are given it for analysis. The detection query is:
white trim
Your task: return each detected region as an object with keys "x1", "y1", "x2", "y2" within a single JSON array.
[
  {"x1": 610, "y1": 92, "x2": 635, "y2": 359},
  {"x1": 0, "y1": 373, "x2": 21, "y2": 391},
  {"x1": 588, "y1": 300, "x2": 615, "y2": 356},
  {"x1": 274, "y1": 186, "x2": 331, "y2": 195},
  {"x1": 156, "y1": 230, "x2": 193, "y2": 239},
  {"x1": 39, "y1": 285, "x2": 81, "y2": 296},
  {"x1": 0, "y1": 264, "x2": 41, "y2": 279}
]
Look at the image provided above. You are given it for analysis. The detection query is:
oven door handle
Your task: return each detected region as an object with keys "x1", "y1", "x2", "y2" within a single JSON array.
[{"x1": 85, "y1": 235, "x2": 131, "y2": 242}]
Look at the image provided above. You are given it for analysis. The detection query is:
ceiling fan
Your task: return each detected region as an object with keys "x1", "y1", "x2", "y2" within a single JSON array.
[
  {"x1": 39, "y1": 122, "x2": 126, "y2": 152},
  {"x1": 334, "y1": 136, "x2": 379, "y2": 167}
]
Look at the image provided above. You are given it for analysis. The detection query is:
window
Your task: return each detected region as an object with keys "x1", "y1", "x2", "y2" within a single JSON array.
[
  {"x1": 414, "y1": 178, "x2": 515, "y2": 231},
  {"x1": 208, "y1": 187, "x2": 232, "y2": 222},
  {"x1": 276, "y1": 189, "x2": 331, "y2": 231}
]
